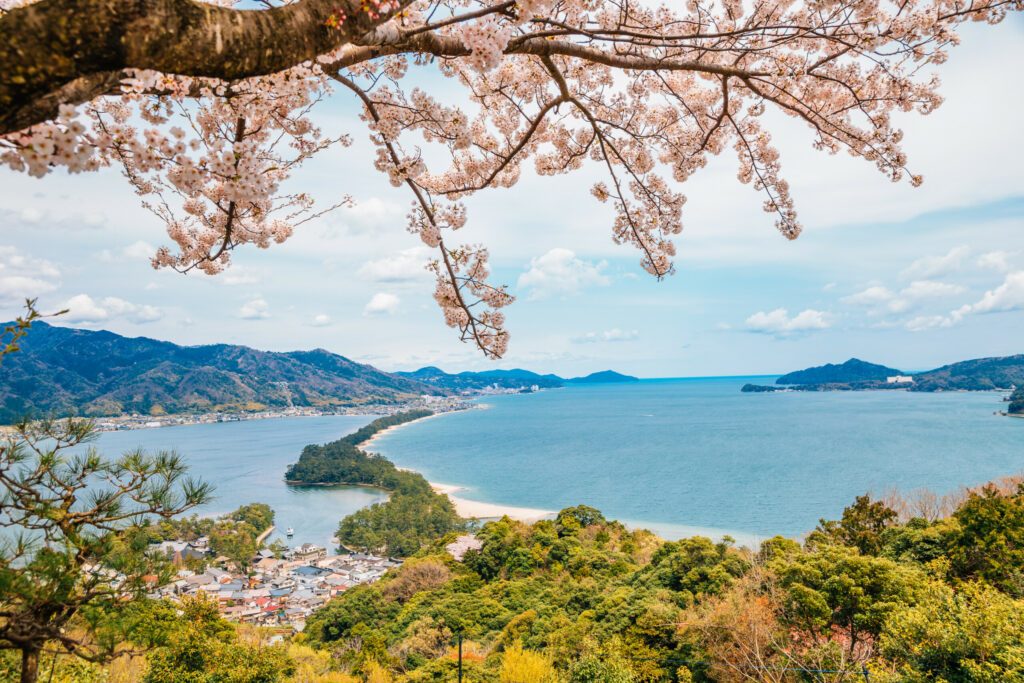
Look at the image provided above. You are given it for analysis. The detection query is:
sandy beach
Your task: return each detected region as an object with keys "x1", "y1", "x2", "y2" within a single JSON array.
[
  {"x1": 430, "y1": 482, "x2": 555, "y2": 522},
  {"x1": 359, "y1": 411, "x2": 451, "y2": 450},
  {"x1": 365, "y1": 409, "x2": 555, "y2": 522}
]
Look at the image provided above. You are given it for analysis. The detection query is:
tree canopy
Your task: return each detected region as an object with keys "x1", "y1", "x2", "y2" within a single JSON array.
[{"x1": 1, "y1": 0, "x2": 1020, "y2": 357}]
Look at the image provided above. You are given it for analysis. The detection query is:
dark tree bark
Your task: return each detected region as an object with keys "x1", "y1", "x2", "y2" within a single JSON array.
[
  {"x1": 20, "y1": 648, "x2": 39, "y2": 683},
  {"x1": 0, "y1": 0, "x2": 403, "y2": 134}
]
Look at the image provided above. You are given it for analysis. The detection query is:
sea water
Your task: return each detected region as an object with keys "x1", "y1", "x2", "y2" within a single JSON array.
[{"x1": 90, "y1": 378, "x2": 1021, "y2": 547}]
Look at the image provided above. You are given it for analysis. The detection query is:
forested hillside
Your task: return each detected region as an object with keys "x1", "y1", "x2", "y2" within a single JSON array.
[
  {"x1": 304, "y1": 486, "x2": 1024, "y2": 682},
  {"x1": 0, "y1": 323, "x2": 441, "y2": 422}
]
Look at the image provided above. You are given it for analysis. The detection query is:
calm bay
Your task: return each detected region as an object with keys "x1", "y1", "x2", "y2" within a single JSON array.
[{"x1": 91, "y1": 377, "x2": 1022, "y2": 548}]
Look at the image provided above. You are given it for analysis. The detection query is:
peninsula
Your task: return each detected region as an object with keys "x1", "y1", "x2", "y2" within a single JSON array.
[{"x1": 284, "y1": 410, "x2": 433, "y2": 487}]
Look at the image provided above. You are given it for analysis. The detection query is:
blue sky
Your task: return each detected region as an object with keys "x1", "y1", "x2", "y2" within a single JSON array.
[{"x1": 1, "y1": 18, "x2": 1022, "y2": 378}]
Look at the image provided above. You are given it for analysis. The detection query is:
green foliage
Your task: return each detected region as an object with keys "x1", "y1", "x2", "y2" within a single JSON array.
[
  {"x1": 337, "y1": 490, "x2": 464, "y2": 557},
  {"x1": 946, "y1": 484, "x2": 1024, "y2": 595},
  {"x1": 285, "y1": 411, "x2": 433, "y2": 489},
  {"x1": 209, "y1": 521, "x2": 259, "y2": 568},
  {"x1": 0, "y1": 419, "x2": 211, "y2": 683},
  {"x1": 229, "y1": 503, "x2": 274, "y2": 531},
  {"x1": 638, "y1": 536, "x2": 749, "y2": 605},
  {"x1": 568, "y1": 655, "x2": 636, "y2": 683},
  {"x1": 772, "y1": 543, "x2": 924, "y2": 648},
  {"x1": 809, "y1": 494, "x2": 899, "y2": 556},
  {"x1": 1008, "y1": 387, "x2": 1024, "y2": 414},
  {"x1": 291, "y1": 411, "x2": 464, "y2": 557},
  {"x1": 339, "y1": 410, "x2": 434, "y2": 448},
  {"x1": 880, "y1": 580, "x2": 1024, "y2": 681},
  {"x1": 143, "y1": 597, "x2": 294, "y2": 683}
]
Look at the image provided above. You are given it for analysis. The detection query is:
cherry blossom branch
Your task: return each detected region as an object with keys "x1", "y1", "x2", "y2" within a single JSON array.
[{"x1": 333, "y1": 71, "x2": 512, "y2": 358}]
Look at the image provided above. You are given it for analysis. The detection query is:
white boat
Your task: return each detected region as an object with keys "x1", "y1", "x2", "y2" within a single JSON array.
[{"x1": 286, "y1": 527, "x2": 294, "y2": 536}]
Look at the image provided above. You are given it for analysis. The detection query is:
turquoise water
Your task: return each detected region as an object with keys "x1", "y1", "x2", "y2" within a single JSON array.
[
  {"x1": 89, "y1": 378, "x2": 1022, "y2": 547},
  {"x1": 370, "y1": 378, "x2": 1022, "y2": 541}
]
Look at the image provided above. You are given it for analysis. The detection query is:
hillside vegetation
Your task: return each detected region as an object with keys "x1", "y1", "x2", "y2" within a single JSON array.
[
  {"x1": 751, "y1": 354, "x2": 1024, "y2": 394},
  {"x1": 912, "y1": 354, "x2": 1024, "y2": 391},
  {"x1": 0, "y1": 322, "x2": 440, "y2": 422},
  {"x1": 775, "y1": 358, "x2": 903, "y2": 385},
  {"x1": 301, "y1": 485, "x2": 1024, "y2": 682}
]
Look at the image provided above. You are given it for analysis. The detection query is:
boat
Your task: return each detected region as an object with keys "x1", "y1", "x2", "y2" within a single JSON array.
[{"x1": 286, "y1": 527, "x2": 294, "y2": 536}]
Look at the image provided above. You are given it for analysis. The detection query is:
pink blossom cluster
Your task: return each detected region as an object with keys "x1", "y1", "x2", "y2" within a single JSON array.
[{"x1": 1, "y1": 0, "x2": 1020, "y2": 357}]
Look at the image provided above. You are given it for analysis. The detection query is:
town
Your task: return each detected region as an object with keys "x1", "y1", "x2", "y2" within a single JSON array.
[
  {"x1": 92, "y1": 395, "x2": 475, "y2": 432},
  {"x1": 146, "y1": 536, "x2": 402, "y2": 632}
]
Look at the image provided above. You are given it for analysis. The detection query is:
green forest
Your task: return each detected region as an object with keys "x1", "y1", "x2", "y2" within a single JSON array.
[
  {"x1": 284, "y1": 409, "x2": 464, "y2": 556},
  {"x1": 301, "y1": 489, "x2": 1024, "y2": 682},
  {"x1": 285, "y1": 410, "x2": 434, "y2": 488}
]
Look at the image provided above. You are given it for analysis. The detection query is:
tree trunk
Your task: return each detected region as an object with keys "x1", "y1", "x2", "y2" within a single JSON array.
[
  {"x1": 0, "y1": 0, "x2": 405, "y2": 134},
  {"x1": 20, "y1": 648, "x2": 40, "y2": 683}
]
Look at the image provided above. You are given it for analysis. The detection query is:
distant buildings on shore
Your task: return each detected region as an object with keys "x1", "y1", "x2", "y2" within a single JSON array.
[
  {"x1": 886, "y1": 375, "x2": 915, "y2": 384},
  {"x1": 93, "y1": 396, "x2": 472, "y2": 432}
]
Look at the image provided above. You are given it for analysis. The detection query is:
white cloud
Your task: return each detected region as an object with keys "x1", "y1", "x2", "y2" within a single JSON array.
[
  {"x1": 900, "y1": 280, "x2": 966, "y2": 299},
  {"x1": 238, "y1": 298, "x2": 271, "y2": 320},
  {"x1": 842, "y1": 286, "x2": 894, "y2": 306},
  {"x1": 325, "y1": 197, "x2": 404, "y2": 236},
  {"x1": 572, "y1": 328, "x2": 639, "y2": 343},
  {"x1": 221, "y1": 266, "x2": 261, "y2": 286},
  {"x1": 887, "y1": 280, "x2": 966, "y2": 313},
  {"x1": 954, "y1": 271, "x2": 1024, "y2": 317},
  {"x1": 0, "y1": 246, "x2": 61, "y2": 302},
  {"x1": 98, "y1": 240, "x2": 157, "y2": 263},
  {"x1": 841, "y1": 280, "x2": 965, "y2": 313},
  {"x1": 19, "y1": 208, "x2": 42, "y2": 224},
  {"x1": 517, "y1": 248, "x2": 610, "y2": 299},
  {"x1": 310, "y1": 314, "x2": 332, "y2": 327},
  {"x1": 364, "y1": 292, "x2": 400, "y2": 316},
  {"x1": 357, "y1": 247, "x2": 433, "y2": 283},
  {"x1": 976, "y1": 250, "x2": 1014, "y2": 272},
  {"x1": 905, "y1": 315, "x2": 948, "y2": 332},
  {"x1": 61, "y1": 294, "x2": 163, "y2": 324},
  {"x1": 746, "y1": 308, "x2": 831, "y2": 336},
  {"x1": 901, "y1": 246, "x2": 969, "y2": 280},
  {"x1": 122, "y1": 240, "x2": 156, "y2": 260},
  {"x1": 906, "y1": 271, "x2": 1024, "y2": 331}
]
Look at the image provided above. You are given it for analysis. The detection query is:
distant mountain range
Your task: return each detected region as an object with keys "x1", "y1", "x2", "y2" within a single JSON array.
[
  {"x1": 742, "y1": 355, "x2": 1024, "y2": 394},
  {"x1": 0, "y1": 322, "x2": 444, "y2": 422},
  {"x1": 0, "y1": 323, "x2": 638, "y2": 423},
  {"x1": 395, "y1": 367, "x2": 639, "y2": 391}
]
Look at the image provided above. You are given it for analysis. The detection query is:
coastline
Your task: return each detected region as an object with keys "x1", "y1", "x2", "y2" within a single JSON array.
[
  {"x1": 430, "y1": 482, "x2": 555, "y2": 522},
  {"x1": 360, "y1": 406, "x2": 556, "y2": 523},
  {"x1": 358, "y1": 410, "x2": 455, "y2": 450}
]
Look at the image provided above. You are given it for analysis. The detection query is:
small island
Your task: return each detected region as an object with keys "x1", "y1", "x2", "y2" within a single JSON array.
[{"x1": 567, "y1": 370, "x2": 640, "y2": 384}]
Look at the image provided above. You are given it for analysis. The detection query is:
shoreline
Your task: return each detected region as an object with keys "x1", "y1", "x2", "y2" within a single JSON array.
[
  {"x1": 429, "y1": 482, "x2": 556, "y2": 522},
  {"x1": 357, "y1": 407, "x2": 557, "y2": 523},
  {"x1": 358, "y1": 410, "x2": 456, "y2": 450}
]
